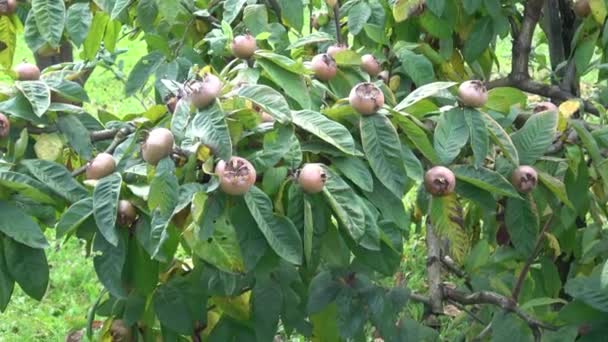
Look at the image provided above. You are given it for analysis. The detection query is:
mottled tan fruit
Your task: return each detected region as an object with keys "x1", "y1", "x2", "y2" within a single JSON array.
[
  {"x1": 511, "y1": 165, "x2": 538, "y2": 193},
  {"x1": 85, "y1": 153, "x2": 116, "y2": 180},
  {"x1": 424, "y1": 166, "x2": 456, "y2": 196},
  {"x1": 349, "y1": 82, "x2": 385, "y2": 115},
  {"x1": 297, "y1": 163, "x2": 327, "y2": 194},
  {"x1": 327, "y1": 44, "x2": 348, "y2": 58},
  {"x1": 189, "y1": 73, "x2": 222, "y2": 109},
  {"x1": 310, "y1": 53, "x2": 337, "y2": 81},
  {"x1": 378, "y1": 70, "x2": 390, "y2": 84},
  {"x1": 574, "y1": 0, "x2": 591, "y2": 17},
  {"x1": 458, "y1": 80, "x2": 488, "y2": 108},
  {"x1": 110, "y1": 319, "x2": 132, "y2": 342},
  {"x1": 0, "y1": 0, "x2": 16, "y2": 15},
  {"x1": 142, "y1": 128, "x2": 174, "y2": 165},
  {"x1": 0, "y1": 113, "x2": 9, "y2": 138},
  {"x1": 215, "y1": 157, "x2": 257, "y2": 195},
  {"x1": 117, "y1": 200, "x2": 137, "y2": 227},
  {"x1": 533, "y1": 101, "x2": 558, "y2": 113},
  {"x1": 360, "y1": 54, "x2": 381, "y2": 76},
  {"x1": 14, "y1": 63, "x2": 40, "y2": 81},
  {"x1": 231, "y1": 34, "x2": 257, "y2": 59},
  {"x1": 260, "y1": 111, "x2": 274, "y2": 123}
]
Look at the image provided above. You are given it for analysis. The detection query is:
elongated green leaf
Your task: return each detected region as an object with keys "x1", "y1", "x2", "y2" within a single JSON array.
[
  {"x1": 480, "y1": 111, "x2": 519, "y2": 164},
  {"x1": 257, "y1": 59, "x2": 311, "y2": 109},
  {"x1": 0, "y1": 241, "x2": 14, "y2": 312},
  {"x1": 46, "y1": 78, "x2": 90, "y2": 102},
  {"x1": 245, "y1": 187, "x2": 302, "y2": 265},
  {"x1": 360, "y1": 115, "x2": 406, "y2": 198},
  {"x1": 0, "y1": 201, "x2": 48, "y2": 249},
  {"x1": 565, "y1": 273, "x2": 608, "y2": 312},
  {"x1": 571, "y1": 121, "x2": 608, "y2": 189},
  {"x1": 243, "y1": 4, "x2": 268, "y2": 35},
  {"x1": 303, "y1": 197, "x2": 314, "y2": 267},
  {"x1": 322, "y1": 169, "x2": 366, "y2": 241},
  {"x1": 111, "y1": 0, "x2": 131, "y2": 19},
  {"x1": 57, "y1": 115, "x2": 93, "y2": 160},
  {"x1": 153, "y1": 281, "x2": 193, "y2": 334},
  {"x1": 463, "y1": 17, "x2": 493, "y2": 62},
  {"x1": 21, "y1": 159, "x2": 89, "y2": 203},
  {"x1": 348, "y1": 2, "x2": 372, "y2": 35},
  {"x1": 15, "y1": 81, "x2": 50, "y2": 117},
  {"x1": 190, "y1": 104, "x2": 232, "y2": 161},
  {"x1": 82, "y1": 11, "x2": 109, "y2": 59},
  {"x1": 23, "y1": 13, "x2": 45, "y2": 53},
  {"x1": 511, "y1": 111, "x2": 557, "y2": 165},
  {"x1": 223, "y1": 0, "x2": 248, "y2": 24},
  {"x1": 125, "y1": 51, "x2": 165, "y2": 96},
  {"x1": 308, "y1": 271, "x2": 341, "y2": 313},
  {"x1": 485, "y1": 87, "x2": 527, "y2": 113},
  {"x1": 292, "y1": 110, "x2": 356, "y2": 155},
  {"x1": 66, "y1": 3, "x2": 92, "y2": 46},
  {"x1": 32, "y1": 0, "x2": 66, "y2": 47},
  {"x1": 463, "y1": 108, "x2": 489, "y2": 167},
  {"x1": 137, "y1": 0, "x2": 158, "y2": 32},
  {"x1": 3, "y1": 238, "x2": 49, "y2": 301},
  {"x1": 0, "y1": 171, "x2": 57, "y2": 205},
  {"x1": 277, "y1": 0, "x2": 303, "y2": 31},
  {"x1": 434, "y1": 108, "x2": 469, "y2": 165},
  {"x1": 0, "y1": 16, "x2": 16, "y2": 70},
  {"x1": 93, "y1": 230, "x2": 127, "y2": 299},
  {"x1": 93, "y1": 173, "x2": 122, "y2": 247},
  {"x1": 56, "y1": 197, "x2": 94, "y2": 238},
  {"x1": 395, "y1": 81, "x2": 456, "y2": 111},
  {"x1": 505, "y1": 196, "x2": 538, "y2": 256},
  {"x1": 393, "y1": 114, "x2": 440, "y2": 164},
  {"x1": 170, "y1": 98, "x2": 190, "y2": 142},
  {"x1": 237, "y1": 85, "x2": 291, "y2": 123},
  {"x1": 331, "y1": 157, "x2": 373, "y2": 192},
  {"x1": 287, "y1": 31, "x2": 335, "y2": 49},
  {"x1": 453, "y1": 165, "x2": 520, "y2": 198},
  {"x1": 430, "y1": 194, "x2": 468, "y2": 263},
  {"x1": 537, "y1": 170, "x2": 574, "y2": 209},
  {"x1": 395, "y1": 48, "x2": 435, "y2": 86}
]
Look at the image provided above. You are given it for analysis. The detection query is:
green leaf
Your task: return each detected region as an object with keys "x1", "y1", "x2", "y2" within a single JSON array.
[
  {"x1": 537, "y1": 170, "x2": 574, "y2": 209},
  {"x1": 21, "y1": 159, "x2": 89, "y2": 203},
  {"x1": 393, "y1": 114, "x2": 440, "y2": 164},
  {"x1": 287, "y1": 31, "x2": 335, "y2": 49},
  {"x1": 223, "y1": 0, "x2": 248, "y2": 24},
  {"x1": 360, "y1": 115, "x2": 406, "y2": 198},
  {"x1": 480, "y1": 112, "x2": 519, "y2": 164},
  {"x1": 93, "y1": 173, "x2": 122, "y2": 247},
  {"x1": 0, "y1": 16, "x2": 16, "y2": 70},
  {"x1": 434, "y1": 108, "x2": 469, "y2": 165},
  {"x1": 2, "y1": 238, "x2": 49, "y2": 301},
  {"x1": 463, "y1": 17, "x2": 493, "y2": 62},
  {"x1": 125, "y1": 51, "x2": 165, "y2": 96},
  {"x1": 331, "y1": 157, "x2": 373, "y2": 192},
  {"x1": 32, "y1": 0, "x2": 66, "y2": 47},
  {"x1": 24, "y1": 13, "x2": 45, "y2": 53},
  {"x1": 136, "y1": 0, "x2": 158, "y2": 32},
  {"x1": 0, "y1": 171, "x2": 57, "y2": 205},
  {"x1": 393, "y1": 0, "x2": 425, "y2": 22},
  {"x1": 565, "y1": 273, "x2": 608, "y2": 312},
  {"x1": 244, "y1": 186, "x2": 303, "y2": 265},
  {"x1": 277, "y1": 0, "x2": 303, "y2": 31},
  {"x1": 66, "y1": 3, "x2": 92, "y2": 46},
  {"x1": 463, "y1": 108, "x2": 489, "y2": 168},
  {"x1": 170, "y1": 98, "x2": 190, "y2": 142},
  {"x1": 511, "y1": 111, "x2": 558, "y2": 165},
  {"x1": 348, "y1": 2, "x2": 372, "y2": 35},
  {"x1": 190, "y1": 103, "x2": 232, "y2": 161},
  {"x1": 237, "y1": 85, "x2": 291, "y2": 124},
  {"x1": 82, "y1": 11, "x2": 109, "y2": 60},
  {"x1": 292, "y1": 110, "x2": 357, "y2": 155},
  {"x1": 485, "y1": 87, "x2": 527, "y2": 113},
  {"x1": 111, "y1": 0, "x2": 131, "y2": 19},
  {"x1": 505, "y1": 196, "x2": 538, "y2": 256},
  {"x1": 0, "y1": 201, "x2": 48, "y2": 249},
  {"x1": 256, "y1": 58, "x2": 311, "y2": 109},
  {"x1": 0, "y1": 241, "x2": 15, "y2": 312},
  {"x1": 15, "y1": 81, "x2": 51, "y2": 117},
  {"x1": 395, "y1": 48, "x2": 435, "y2": 86},
  {"x1": 46, "y1": 78, "x2": 90, "y2": 102},
  {"x1": 430, "y1": 194, "x2": 468, "y2": 263},
  {"x1": 57, "y1": 115, "x2": 93, "y2": 160},
  {"x1": 453, "y1": 165, "x2": 520, "y2": 198},
  {"x1": 243, "y1": 5, "x2": 268, "y2": 36},
  {"x1": 322, "y1": 169, "x2": 366, "y2": 241},
  {"x1": 303, "y1": 196, "x2": 314, "y2": 267},
  {"x1": 93, "y1": 231, "x2": 127, "y2": 299},
  {"x1": 571, "y1": 121, "x2": 608, "y2": 189},
  {"x1": 394, "y1": 81, "x2": 456, "y2": 111},
  {"x1": 252, "y1": 278, "x2": 282, "y2": 341},
  {"x1": 308, "y1": 271, "x2": 341, "y2": 313},
  {"x1": 427, "y1": 0, "x2": 446, "y2": 16},
  {"x1": 56, "y1": 197, "x2": 94, "y2": 238}
]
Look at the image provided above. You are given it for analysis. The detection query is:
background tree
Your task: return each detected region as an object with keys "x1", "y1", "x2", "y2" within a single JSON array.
[{"x1": 1, "y1": 0, "x2": 608, "y2": 340}]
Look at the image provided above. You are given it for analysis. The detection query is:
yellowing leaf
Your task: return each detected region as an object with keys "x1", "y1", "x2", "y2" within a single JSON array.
[
  {"x1": 0, "y1": 16, "x2": 17, "y2": 70},
  {"x1": 211, "y1": 290, "x2": 251, "y2": 321},
  {"x1": 34, "y1": 133, "x2": 64, "y2": 161},
  {"x1": 430, "y1": 193, "x2": 469, "y2": 264},
  {"x1": 558, "y1": 100, "x2": 580, "y2": 132},
  {"x1": 544, "y1": 232, "x2": 561, "y2": 259},
  {"x1": 197, "y1": 144, "x2": 212, "y2": 161},
  {"x1": 393, "y1": 0, "x2": 425, "y2": 22},
  {"x1": 590, "y1": 0, "x2": 607, "y2": 23}
]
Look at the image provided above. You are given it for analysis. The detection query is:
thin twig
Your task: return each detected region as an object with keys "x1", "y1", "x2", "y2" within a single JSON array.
[
  {"x1": 511, "y1": 216, "x2": 554, "y2": 301},
  {"x1": 446, "y1": 299, "x2": 486, "y2": 325},
  {"x1": 333, "y1": 5, "x2": 342, "y2": 45},
  {"x1": 441, "y1": 256, "x2": 473, "y2": 290},
  {"x1": 426, "y1": 221, "x2": 443, "y2": 314}
]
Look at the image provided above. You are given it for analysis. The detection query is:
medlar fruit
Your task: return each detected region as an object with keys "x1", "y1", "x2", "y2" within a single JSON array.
[
  {"x1": 85, "y1": 152, "x2": 116, "y2": 180},
  {"x1": 533, "y1": 101, "x2": 557, "y2": 113},
  {"x1": 349, "y1": 82, "x2": 385, "y2": 115},
  {"x1": 297, "y1": 163, "x2": 327, "y2": 194},
  {"x1": 424, "y1": 166, "x2": 456, "y2": 197},
  {"x1": 189, "y1": 73, "x2": 222, "y2": 109},
  {"x1": 117, "y1": 200, "x2": 137, "y2": 227},
  {"x1": 142, "y1": 128, "x2": 175, "y2": 165},
  {"x1": 14, "y1": 62, "x2": 41, "y2": 81},
  {"x1": 327, "y1": 44, "x2": 348, "y2": 58},
  {"x1": 310, "y1": 53, "x2": 337, "y2": 81},
  {"x1": 215, "y1": 156, "x2": 257, "y2": 195},
  {"x1": 574, "y1": 0, "x2": 591, "y2": 17},
  {"x1": 0, "y1": 113, "x2": 9, "y2": 138},
  {"x1": 511, "y1": 165, "x2": 538, "y2": 193},
  {"x1": 458, "y1": 80, "x2": 488, "y2": 108},
  {"x1": 231, "y1": 34, "x2": 257, "y2": 59},
  {"x1": 110, "y1": 319, "x2": 132, "y2": 342},
  {"x1": 378, "y1": 70, "x2": 389, "y2": 84},
  {"x1": 360, "y1": 54, "x2": 381, "y2": 77},
  {"x1": 0, "y1": 0, "x2": 16, "y2": 15},
  {"x1": 260, "y1": 111, "x2": 274, "y2": 123}
]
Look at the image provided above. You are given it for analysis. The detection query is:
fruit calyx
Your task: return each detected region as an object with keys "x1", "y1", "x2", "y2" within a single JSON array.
[
  {"x1": 349, "y1": 82, "x2": 385, "y2": 115},
  {"x1": 424, "y1": 166, "x2": 456, "y2": 197},
  {"x1": 215, "y1": 156, "x2": 257, "y2": 195}
]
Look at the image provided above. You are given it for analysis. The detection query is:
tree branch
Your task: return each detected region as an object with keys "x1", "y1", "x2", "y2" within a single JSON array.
[
  {"x1": 441, "y1": 256, "x2": 473, "y2": 290},
  {"x1": 332, "y1": 4, "x2": 342, "y2": 45},
  {"x1": 512, "y1": 0, "x2": 545, "y2": 79},
  {"x1": 426, "y1": 221, "x2": 443, "y2": 314}
]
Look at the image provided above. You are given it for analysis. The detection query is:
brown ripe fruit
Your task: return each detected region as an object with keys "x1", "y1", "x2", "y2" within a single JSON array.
[
  {"x1": 310, "y1": 53, "x2": 337, "y2": 81},
  {"x1": 110, "y1": 319, "x2": 132, "y2": 342},
  {"x1": 458, "y1": 80, "x2": 488, "y2": 108},
  {"x1": 360, "y1": 54, "x2": 381, "y2": 77},
  {"x1": 327, "y1": 44, "x2": 348, "y2": 58},
  {"x1": 424, "y1": 166, "x2": 456, "y2": 197},
  {"x1": 215, "y1": 157, "x2": 257, "y2": 195},
  {"x1": 14, "y1": 62, "x2": 41, "y2": 81},
  {"x1": 260, "y1": 111, "x2": 274, "y2": 123},
  {"x1": 231, "y1": 34, "x2": 257, "y2": 59},
  {"x1": 511, "y1": 165, "x2": 538, "y2": 193},
  {"x1": 349, "y1": 82, "x2": 385, "y2": 115},
  {"x1": 85, "y1": 153, "x2": 116, "y2": 180},
  {"x1": 189, "y1": 73, "x2": 222, "y2": 109},
  {"x1": 117, "y1": 200, "x2": 137, "y2": 227},
  {"x1": 142, "y1": 128, "x2": 175, "y2": 165},
  {"x1": 0, "y1": 0, "x2": 16, "y2": 15},
  {"x1": 0, "y1": 113, "x2": 9, "y2": 138},
  {"x1": 297, "y1": 163, "x2": 327, "y2": 194},
  {"x1": 574, "y1": 0, "x2": 591, "y2": 17},
  {"x1": 533, "y1": 101, "x2": 557, "y2": 113}
]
